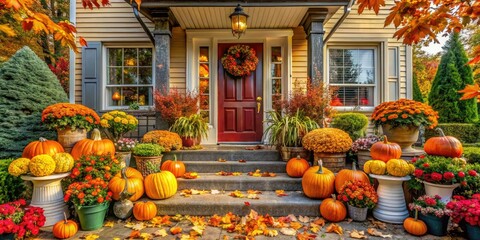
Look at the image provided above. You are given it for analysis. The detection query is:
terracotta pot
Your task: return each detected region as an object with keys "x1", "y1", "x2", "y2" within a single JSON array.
[
  {"x1": 381, "y1": 124, "x2": 419, "y2": 154},
  {"x1": 57, "y1": 127, "x2": 87, "y2": 153},
  {"x1": 181, "y1": 137, "x2": 197, "y2": 147}
]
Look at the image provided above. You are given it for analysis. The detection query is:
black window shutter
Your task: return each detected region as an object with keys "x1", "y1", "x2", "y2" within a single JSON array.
[{"x1": 81, "y1": 42, "x2": 102, "y2": 111}]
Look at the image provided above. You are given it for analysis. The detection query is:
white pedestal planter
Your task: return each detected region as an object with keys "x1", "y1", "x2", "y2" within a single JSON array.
[
  {"x1": 423, "y1": 181, "x2": 459, "y2": 204},
  {"x1": 370, "y1": 174, "x2": 411, "y2": 224},
  {"x1": 21, "y1": 173, "x2": 70, "y2": 226}
]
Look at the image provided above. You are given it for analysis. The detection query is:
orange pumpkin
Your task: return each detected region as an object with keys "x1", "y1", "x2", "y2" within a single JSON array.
[
  {"x1": 133, "y1": 201, "x2": 157, "y2": 221},
  {"x1": 302, "y1": 160, "x2": 335, "y2": 199},
  {"x1": 144, "y1": 170, "x2": 177, "y2": 199},
  {"x1": 334, "y1": 164, "x2": 370, "y2": 193},
  {"x1": 70, "y1": 128, "x2": 115, "y2": 160},
  {"x1": 424, "y1": 128, "x2": 463, "y2": 158},
  {"x1": 109, "y1": 167, "x2": 144, "y2": 201},
  {"x1": 52, "y1": 213, "x2": 78, "y2": 239},
  {"x1": 319, "y1": 195, "x2": 347, "y2": 222},
  {"x1": 286, "y1": 155, "x2": 310, "y2": 178},
  {"x1": 370, "y1": 136, "x2": 402, "y2": 162},
  {"x1": 161, "y1": 155, "x2": 186, "y2": 178},
  {"x1": 403, "y1": 210, "x2": 427, "y2": 236},
  {"x1": 22, "y1": 137, "x2": 64, "y2": 159}
]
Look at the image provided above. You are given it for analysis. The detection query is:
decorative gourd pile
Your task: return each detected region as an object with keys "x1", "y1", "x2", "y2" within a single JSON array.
[{"x1": 8, "y1": 138, "x2": 74, "y2": 177}]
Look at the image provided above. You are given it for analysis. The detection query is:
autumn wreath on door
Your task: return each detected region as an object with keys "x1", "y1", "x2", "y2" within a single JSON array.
[{"x1": 221, "y1": 44, "x2": 259, "y2": 78}]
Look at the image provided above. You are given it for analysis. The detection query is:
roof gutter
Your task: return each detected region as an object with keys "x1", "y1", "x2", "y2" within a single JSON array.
[
  {"x1": 132, "y1": 2, "x2": 155, "y2": 45},
  {"x1": 323, "y1": 0, "x2": 355, "y2": 45}
]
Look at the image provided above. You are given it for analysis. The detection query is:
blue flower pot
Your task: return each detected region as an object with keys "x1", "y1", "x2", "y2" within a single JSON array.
[
  {"x1": 418, "y1": 213, "x2": 449, "y2": 236},
  {"x1": 466, "y1": 223, "x2": 480, "y2": 240}
]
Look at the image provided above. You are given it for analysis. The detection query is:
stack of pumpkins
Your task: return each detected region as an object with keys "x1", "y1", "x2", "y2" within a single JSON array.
[
  {"x1": 8, "y1": 137, "x2": 74, "y2": 177},
  {"x1": 285, "y1": 155, "x2": 371, "y2": 223},
  {"x1": 362, "y1": 136, "x2": 415, "y2": 177}
]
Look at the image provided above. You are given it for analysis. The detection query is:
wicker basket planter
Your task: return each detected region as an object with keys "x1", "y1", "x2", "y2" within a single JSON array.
[
  {"x1": 313, "y1": 152, "x2": 346, "y2": 173},
  {"x1": 134, "y1": 155, "x2": 163, "y2": 177}
]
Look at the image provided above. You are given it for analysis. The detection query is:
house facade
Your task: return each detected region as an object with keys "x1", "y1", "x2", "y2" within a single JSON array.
[{"x1": 71, "y1": 0, "x2": 412, "y2": 144}]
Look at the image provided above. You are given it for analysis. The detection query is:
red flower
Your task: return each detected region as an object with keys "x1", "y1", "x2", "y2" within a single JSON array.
[
  {"x1": 423, "y1": 163, "x2": 430, "y2": 168},
  {"x1": 414, "y1": 169, "x2": 424, "y2": 178},
  {"x1": 443, "y1": 172, "x2": 455, "y2": 180},
  {"x1": 431, "y1": 172, "x2": 443, "y2": 181},
  {"x1": 425, "y1": 197, "x2": 436, "y2": 206},
  {"x1": 419, "y1": 155, "x2": 425, "y2": 159},
  {"x1": 468, "y1": 170, "x2": 477, "y2": 177},
  {"x1": 458, "y1": 171, "x2": 465, "y2": 178}
]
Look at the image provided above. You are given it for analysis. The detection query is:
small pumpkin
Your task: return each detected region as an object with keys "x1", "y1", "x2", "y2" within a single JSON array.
[
  {"x1": 133, "y1": 201, "x2": 157, "y2": 221},
  {"x1": 29, "y1": 154, "x2": 56, "y2": 177},
  {"x1": 386, "y1": 159, "x2": 411, "y2": 177},
  {"x1": 22, "y1": 137, "x2": 64, "y2": 159},
  {"x1": 424, "y1": 128, "x2": 463, "y2": 158},
  {"x1": 334, "y1": 164, "x2": 370, "y2": 193},
  {"x1": 8, "y1": 158, "x2": 30, "y2": 176},
  {"x1": 52, "y1": 153, "x2": 75, "y2": 173},
  {"x1": 161, "y1": 155, "x2": 186, "y2": 178},
  {"x1": 319, "y1": 194, "x2": 347, "y2": 222},
  {"x1": 286, "y1": 155, "x2": 310, "y2": 178},
  {"x1": 403, "y1": 209, "x2": 427, "y2": 236},
  {"x1": 370, "y1": 136, "x2": 401, "y2": 162},
  {"x1": 363, "y1": 160, "x2": 386, "y2": 175},
  {"x1": 302, "y1": 160, "x2": 335, "y2": 199},
  {"x1": 144, "y1": 170, "x2": 177, "y2": 200},
  {"x1": 52, "y1": 213, "x2": 78, "y2": 239},
  {"x1": 71, "y1": 128, "x2": 115, "y2": 160},
  {"x1": 109, "y1": 167, "x2": 145, "y2": 201}
]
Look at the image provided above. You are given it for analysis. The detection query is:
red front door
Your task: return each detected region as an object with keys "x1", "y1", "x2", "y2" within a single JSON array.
[{"x1": 218, "y1": 43, "x2": 263, "y2": 142}]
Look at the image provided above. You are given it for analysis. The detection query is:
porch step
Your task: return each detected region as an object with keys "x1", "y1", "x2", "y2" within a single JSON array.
[
  {"x1": 163, "y1": 146, "x2": 281, "y2": 162},
  {"x1": 183, "y1": 160, "x2": 287, "y2": 173},
  {"x1": 144, "y1": 191, "x2": 321, "y2": 217},
  {"x1": 177, "y1": 173, "x2": 302, "y2": 191}
]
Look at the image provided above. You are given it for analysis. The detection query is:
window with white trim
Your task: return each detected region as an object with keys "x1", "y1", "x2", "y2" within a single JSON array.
[
  {"x1": 328, "y1": 48, "x2": 376, "y2": 107},
  {"x1": 106, "y1": 47, "x2": 154, "y2": 108}
]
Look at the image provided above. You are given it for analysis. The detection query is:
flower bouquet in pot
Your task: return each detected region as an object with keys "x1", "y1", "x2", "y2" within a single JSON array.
[
  {"x1": 412, "y1": 155, "x2": 469, "y2": 203},
  {"x1": 301, "y1": 128, "x2": 352, "y2": 172},
  {"x1": 446, "y1": 194, "x2": 480, "y2": 239},
  {"x1": 337, "y1": 180, "x2": 378, "y2": 221},
  {"x1": 408, "y1": 194, "x2": 450, "y2": 236},
  {"x1": 0, "y1": 199, "x2": 45, "y2": 239},
  {"x1": 100, "y1": 110, "x2": 139, "y2": 143},
  {"x1": 370, "y1": 99, "x2": 438, "y2": 153},
  {"x1": 351, "y1": 134, "x2": 382, "y2": 170},
  {"x1": 114, "y1": 138, "x2": 138, "y2": 168}
]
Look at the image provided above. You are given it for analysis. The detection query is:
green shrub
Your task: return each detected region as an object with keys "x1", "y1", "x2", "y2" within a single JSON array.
[
  {"x1": 0, "y1": 47, "x2": 68, "y2": 159},
  {"x1": 454, "y1": 163, "x2": 480, "y2": 198},
  {"x1": 0, "y1": 159, "x2": 27, "y2": 204},
  {"x1": 463, "y1": 147, "x2": 480, "y2": 164},
  {"x1": 424, "y1": 124, "x2": 480, "y2": 143},
  {"x1": 330, "y1": 113, "x2": 369, "y2": 141},
  {"x1": 133, "y1": 143, "x2": 164, "y2": 156}
]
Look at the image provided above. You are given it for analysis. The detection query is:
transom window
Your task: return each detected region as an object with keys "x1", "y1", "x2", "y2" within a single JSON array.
[
  {"x1": 106, "y1": 48, "x2": 154, "y2": 108},
  {"x1": 328, "y1": 48, "x2": 376, "y2": 107}
]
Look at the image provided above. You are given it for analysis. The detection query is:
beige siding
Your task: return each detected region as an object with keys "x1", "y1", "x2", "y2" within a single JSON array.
[
  {"x1": 170, "y1": 27, "x2": 187, "y2": 91},
  {"x1": 291, "y1": 27, "x2": 308, "y2": 91}
]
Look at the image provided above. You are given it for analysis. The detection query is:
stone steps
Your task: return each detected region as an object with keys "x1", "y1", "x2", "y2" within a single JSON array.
[
  {"x1": 177, "y1": 173, "x2": 302, "y2": 191},
  {"x1": 183, "y1": 160, "x2": 287, "y2": 173},
  {"x1": 146, "y1": 191, "x2": 321, "y2": 217},
  {"x1": 163, "y1": 146, "x2": 280, "y2": 162}
]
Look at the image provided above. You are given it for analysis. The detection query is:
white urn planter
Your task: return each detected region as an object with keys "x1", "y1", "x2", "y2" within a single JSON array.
[
  {"x1": 21, "y1": 172, "x2": 70, "y2": 226},
  {"x1": 370, "y1": 174, "x2": 411, "y2": 224},
  {"x1": 422, "y1": 181, "x2": 460, "y2": 204}
]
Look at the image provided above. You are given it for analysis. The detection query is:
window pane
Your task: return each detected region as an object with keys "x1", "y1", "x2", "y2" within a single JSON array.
[
  {"x1": 272, "y1": 47, "x2": 282, "y2": 62},
  {"x1": 108, "y1": 67, "x2": 122, "y2": 84},
  {"x1": 329, "y1": 49, "x2": 375, "y2": 85},
  {"x1": 139, "y1": 67, "x2": 152, "y2": 84},
  {"x1": 108, "y1": 48, "x2": 122, "y2": 66},
  {"x1": 124, "y1": 48, "x2": 137, "y2": 66},
  {"x1": 123, "y1": 67, "x2": 138, "y2": 84},
  {"x1": 107, "y1": 87, "x2": 122, "y2": 106},
  {"x1": 138, "y1": 48, "x2": 152, "y2": 66},
  {"x1": 138, "y1": 87, "x2": 151, "y2": 106},
  {"x1": 122, "y1": 87, "x2": 137, "y2": 106},
  {"x1": 200, "y1": 47, "x2": 209, "y2": 62},
  {"x1": 272, "y1": 64, "x2": 281, "y2": 77},
  {"x1": 334, "y1": 86, "x2": 374, "y2": 107}
]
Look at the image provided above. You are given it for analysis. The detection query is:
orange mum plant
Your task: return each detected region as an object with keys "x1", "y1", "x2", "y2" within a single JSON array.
[
  {"x1": 302, "y1": 128, "x2": 352, "y2": 153},
  {"x1": 371, "y1": 99, "x2": 438, "y2": 130},
  {"x1": 142, "y1": 130, "x2": 182, "y2": 152},
  {"x1": 41, "y1": 103, "x2": 100, "y2": 131}
]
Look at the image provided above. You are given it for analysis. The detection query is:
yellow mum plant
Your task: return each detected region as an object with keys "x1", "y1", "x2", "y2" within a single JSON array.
[
  {"x1": 100, "y1": 111, "x2": 139, "y2": 142},
  {"x1": 142, "y1": 130, "x2": 182, "y2": 152},
  {"x1": 302, "y1": 128, "x2": 353, "y2": 153}
]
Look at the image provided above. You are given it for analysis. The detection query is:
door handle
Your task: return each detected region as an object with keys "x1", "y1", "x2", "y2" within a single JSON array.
[{"x1": 256, "y1": 96, "x2": 262, "y2": 113}]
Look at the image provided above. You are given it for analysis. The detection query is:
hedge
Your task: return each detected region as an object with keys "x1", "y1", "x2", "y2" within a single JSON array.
[
  {"x1": 424, "y1": 123, "x2": 480, "y2": 143},
  {"x1": 0, "y1": 159, "x2": 27, "y2": 204},
  {"x1": 463, "y1": 147, "x2": 480, "y2": 164}
]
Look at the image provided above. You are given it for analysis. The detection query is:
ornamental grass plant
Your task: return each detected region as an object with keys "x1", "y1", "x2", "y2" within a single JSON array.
[
  {"x1": 169, "y1": 114, "x2": 208, "y2": 139},
  {"x1": 371, "y1": 98, "x2": 439, "y2": 129},
  {"x1": 302, "y1": 128, "x2": 352, "y2": 153},
  {"x1": 41, "y1": 103, "x2": 100, "y2": 131},
  {"x1": 263, "y1": 110, "x2": 319, "y2": 147}
]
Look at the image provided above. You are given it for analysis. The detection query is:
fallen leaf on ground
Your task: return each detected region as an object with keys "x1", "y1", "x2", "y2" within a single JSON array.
[
  {"x1": 113, "y1": 238, "x2": 121, "y2": 240},
  {"x1": 298, "y1": 216, "x2": 310, "y2": 223},
  {"x1": 264, "y1": 229, "x2": 278, "y2": 237},
  {"x1": 180, "y1": 234, "x2": 197, "y2": 240},
  {"x1": 247, "y1": 189, "x2": 262, "y2": 194},
  {"x1": 103, "y1": 220, "x2": 114, "y2": 227},
  {"x1": 280, "y1": 227, "x2": 297, "y2": 236},
  {"x1": 368, "y1": 218, "x2": 387, "y2": 230},
  {"x1": 247, "y1": 194, "x2": 259, "y2": 199},
  {"x1": 132, "y1": 223, "x2": 146, "y2": 231},
  {"x1": 326, "y1": 223, "x2": 343, "y2": 235},
  {"x1": 183, "y1": 172, "x2": 198, "y2": 179},
  {"x1": 150, "y1": 215, "x2": 171, "y2": 226},
  {"x1": 216, "y1": 171, "x2": 242, "y2": 176},
  {"x1": 239, "y1": 159, "x2": 247, "y2": 163},
  {"x1": 170, "y1": 226, "x2": 183, "y2": 235},
  {"x1": 128, "y1": 230, "x2": 140, "y2": 239},
  {"x1": 275, "y1": 190, "x2": 288, "y2": 197},
  {"x1": 244, "y1": 201, "x2": 251, "y2": 206},
  {"x1": 208, "y1": 214, "x2": 222, "y2": 226},
  {"x1": 350, "y1": 229, "x2": 367, "y2": 239},
  {"x1": 290, "y1": 221, "x2": 303, "y2": 230},
  {"x1": 218, "y1": 158, "x2": 227, "y2": 162},
  {"x1": 296, "y1": 231, "x2": 317, "y2": 240},
  {"x1": 245, "y1": 145, "x2": 264, "y2": 150},
  {"x1": 140, "y1": 232, "x2": 153, "y2": 240},
  {"x1": 82, "y1": 234, "x2": 100, "y2": 240},
  {"x1": 152, "y1": 229, "x2": 168, "y2": 237},
  {"x1": 211, "y1": 189, "x2": 220, "y2": 194},
  {"x1": 172, "y1": 214, "x2": 184, "y2": 221},
  {"x1": 309, "y1": 223, "x2": 321, "y2": 233},
  {"x1": 313, "y1": 217, "x2": 326, "y2": 226},
  {"x1": 367, "y1": 228, "x2": 392, "y2": 238},
  {"x1": 230, "y1": 190, "x2": 244, "y2": 198},
  {"x1": 286, "y1": 214, "x2": 298, "y2": 222},
  {"x1": 191, "y1": 225, "x2": 205, "y2": 236}
]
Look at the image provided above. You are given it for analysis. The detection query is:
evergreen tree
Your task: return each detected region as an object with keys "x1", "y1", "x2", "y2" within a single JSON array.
[
  {"x1": 428, "y1": 33, "x2": 477, "y2": 123},
  {"x1": 0, "y1": 47, "x2": 68, "y2": 159},
  {"x1": 412, "y1": 74, "x2": 424, "y2": 103}
]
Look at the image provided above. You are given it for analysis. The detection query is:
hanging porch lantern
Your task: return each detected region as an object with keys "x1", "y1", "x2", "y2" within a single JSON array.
[{"x1": 229, "y1": 4, "x2": 249, "y2": 39}]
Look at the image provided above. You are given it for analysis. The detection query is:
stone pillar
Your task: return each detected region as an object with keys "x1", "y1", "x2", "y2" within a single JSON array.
[
  {"x1": 301, "y1": 9, "x2": 328, "y2": 85},
  {"x1": 152, "y1": 8, "x2": 173, "y2": 95}
]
